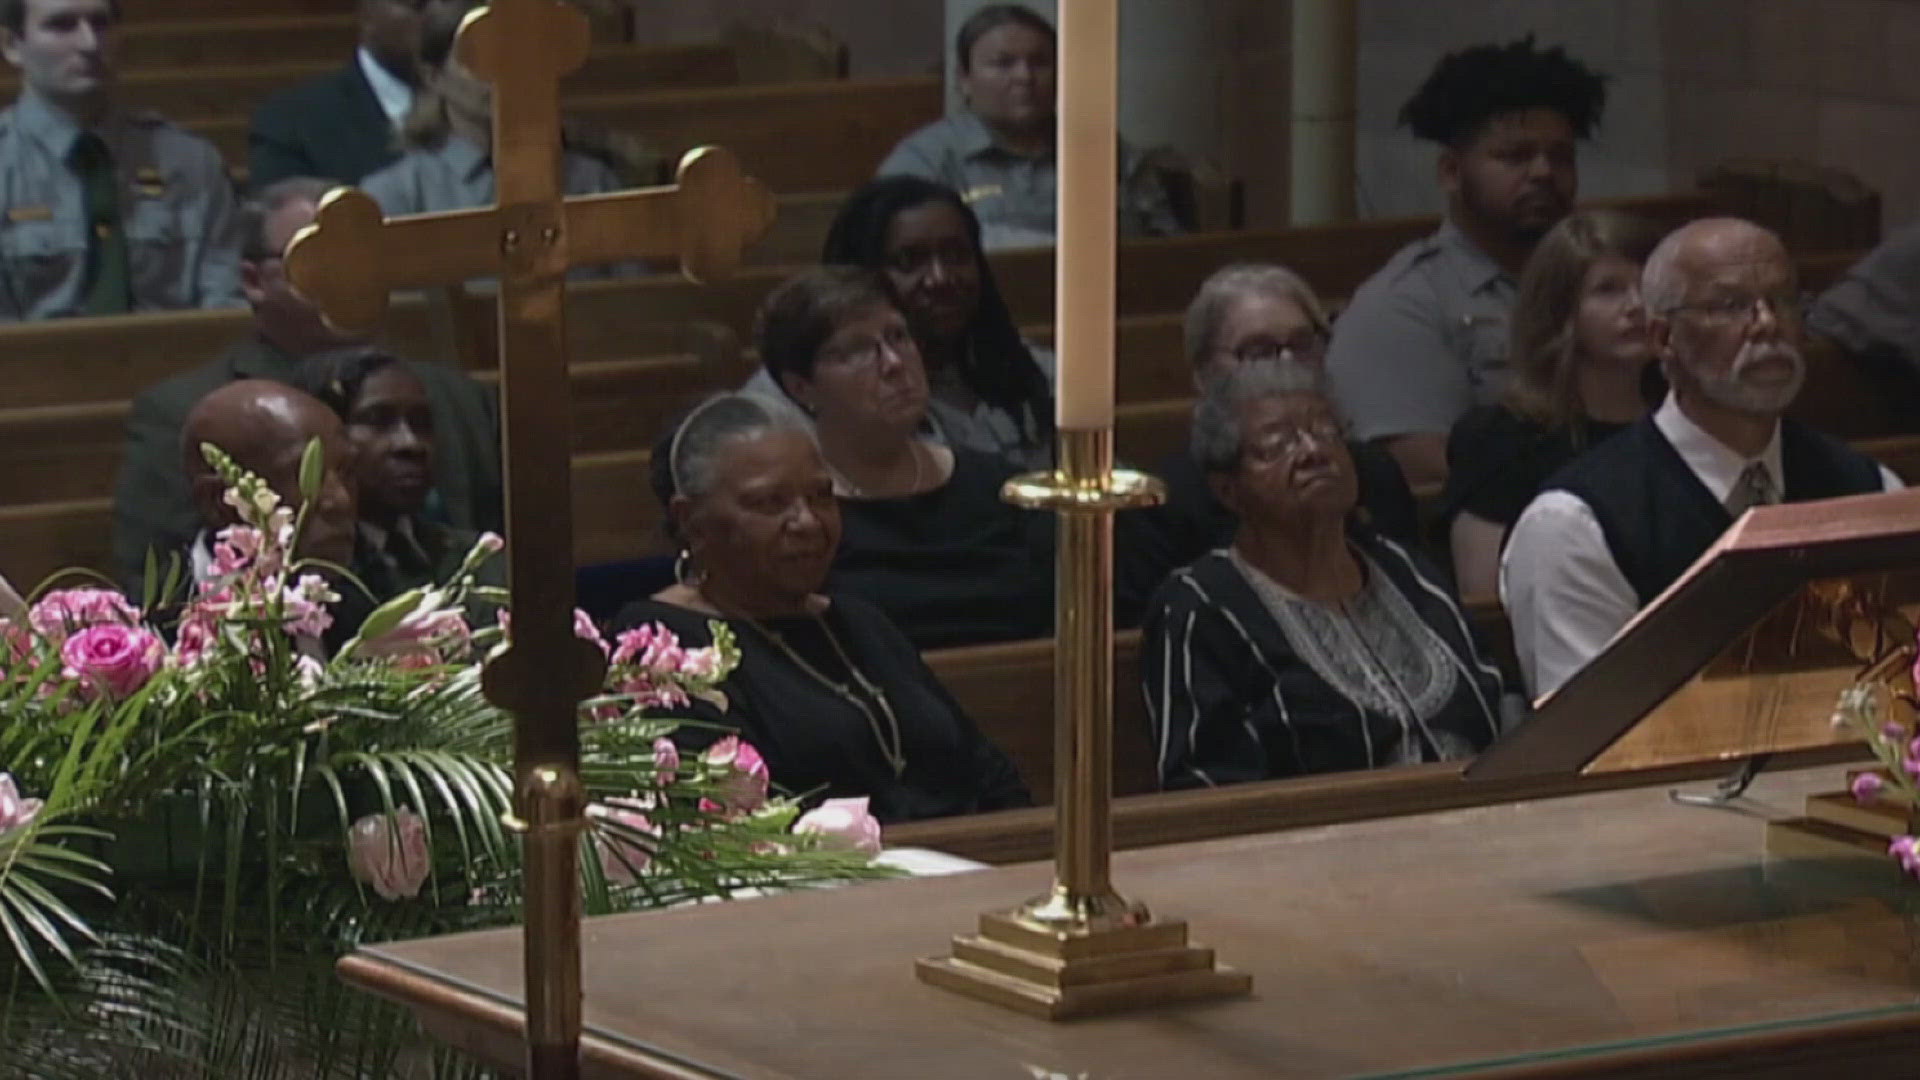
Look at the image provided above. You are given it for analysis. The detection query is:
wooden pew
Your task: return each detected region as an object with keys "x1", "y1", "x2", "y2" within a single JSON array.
[
  {"x1": 107, "y1": 15, "x2": 360, "y2": 70},
  {"x1": 0, "y1": 241, "x2": 1868, "y2": 508},
  {"x1": 185, "y1": 76, "x2": 945, "y2": 194},
  {"x1": 0, "y1": 191, "x2": 1770, "y2": 413},
  {"x1": 74, "y1": 44, "x2": 744, "y2": 125},
  {"x1": 0, "y1": 31, "x2": 854, "y2": 126}
]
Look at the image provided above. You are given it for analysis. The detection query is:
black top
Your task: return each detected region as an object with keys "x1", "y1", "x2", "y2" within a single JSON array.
[
  {"x1": 1113, "y1": 436, "x2": 1418, "y2": 629},
  {"x1": 1440, "y1": 405, "x2": 1630, "y2": 530},
  {"x1": 1546, "y1": 415, "x2": 1886, "y2": 606},
  {"x1": 248, "y1": 60, "x2": 400, "y2": 189},
  {"x1": 1141, "y1": 533, "x2": 1505, "y2": 790},
  {"x1": 613, "y1": 595, "x2": 1032, "y2": 823},
  {"x1": 829, "y1": 446, "x2": 1055, "y2": 650}
]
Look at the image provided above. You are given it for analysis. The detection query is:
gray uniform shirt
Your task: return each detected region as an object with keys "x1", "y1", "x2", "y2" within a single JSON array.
[
  {"x1": 876, "y1": 112, "x2": 1178, "y2": 250},
  {"x1": 358, "y1": 133, "x2": 624, "y2": 216},
  {"x1": 358, "y1": 134, "x2": 636, "y2": 278},
  {"x1": 1809, "y1": 222, "x2": 1920, "y2": 370},
  {"x1": 1324, "y1": 220, "x2": 1518, "y2": 443},
  {"x1": 0, "y1": 89, "x2": 241, "y2": 320}
]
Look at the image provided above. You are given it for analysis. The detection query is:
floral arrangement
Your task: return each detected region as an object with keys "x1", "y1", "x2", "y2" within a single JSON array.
[
  {"x1": 1829, "y1": 622, "x2": 1920, "y2": 877},
  {"x1": 0, "y1": 443, "x2": 886, "y2": 1078}
]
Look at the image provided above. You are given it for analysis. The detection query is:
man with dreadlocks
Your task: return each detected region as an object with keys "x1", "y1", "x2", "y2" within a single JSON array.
[{"x1": 1325, "y1": 38, "x2": 1607, "y2": 491}]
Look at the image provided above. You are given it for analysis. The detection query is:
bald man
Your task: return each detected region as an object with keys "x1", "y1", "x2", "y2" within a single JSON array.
[
  {"x1": 182, "y1": 378, "x2": 358, "y2": 572},
  {"x1": 1500, "y1": 217, "x2": 1900, "y2": 698}
]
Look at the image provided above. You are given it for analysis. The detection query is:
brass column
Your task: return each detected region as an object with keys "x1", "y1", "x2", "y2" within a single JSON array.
[{"x1": 917, "y1": 428, "x2": 1251, "y2": 1019}]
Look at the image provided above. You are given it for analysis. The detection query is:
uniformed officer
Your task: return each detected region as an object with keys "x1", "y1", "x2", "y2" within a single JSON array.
[
  {"x1": 875, "y1": 3, "x2": 1179, "y2": 250},
  {"x1": 0, "y1": 0, "x2": 241, "y2": 320},
  {"x1": 1324, "y1": 38, "x2": 1608, "y2": 490}
]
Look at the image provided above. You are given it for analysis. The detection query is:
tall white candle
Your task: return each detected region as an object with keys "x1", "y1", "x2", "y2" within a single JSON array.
[{"x1": 1053, "y1": 0, "x2": 1118, "y2": 432}]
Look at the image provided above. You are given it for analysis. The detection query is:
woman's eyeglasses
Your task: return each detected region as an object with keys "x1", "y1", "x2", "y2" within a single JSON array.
[{"x1": 1220, "y1": 332, "x2": 1328, "y2": 366}]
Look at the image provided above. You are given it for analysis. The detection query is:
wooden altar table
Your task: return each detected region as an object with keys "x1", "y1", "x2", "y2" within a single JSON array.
[{"x1": 340, "y1": 766, "x2": 1920, "y2": 1078}]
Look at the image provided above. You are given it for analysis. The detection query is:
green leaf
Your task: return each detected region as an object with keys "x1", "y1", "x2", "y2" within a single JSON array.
[
  {"x1": 336, "y1": 589, "x2": 427, "y2": 658},
  {"x1": 298, "y1": 436, "x2": 325, "y2": 502}
]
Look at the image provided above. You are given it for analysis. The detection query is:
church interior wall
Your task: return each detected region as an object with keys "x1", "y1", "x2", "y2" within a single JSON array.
[{"x1": 634, "y1": 0, "x2": 1919, "y2": 231}]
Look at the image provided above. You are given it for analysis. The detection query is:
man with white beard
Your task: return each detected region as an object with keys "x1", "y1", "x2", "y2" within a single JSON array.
[{"x1": 1500, "y1": 217, "x2": 1901, "y2": 698}]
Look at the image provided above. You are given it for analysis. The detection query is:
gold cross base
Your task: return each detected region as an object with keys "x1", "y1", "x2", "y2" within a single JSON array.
[{"x1": 916, "y1": 908, "x2": 1252, "y2": 1020}]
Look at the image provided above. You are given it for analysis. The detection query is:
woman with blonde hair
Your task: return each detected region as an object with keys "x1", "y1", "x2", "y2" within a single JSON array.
[{"x1": 1440, "y1": 209, "x2": 1664, "y2": 597}]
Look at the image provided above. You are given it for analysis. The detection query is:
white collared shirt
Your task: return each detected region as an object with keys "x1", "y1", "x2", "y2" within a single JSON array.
[
  {"x1": 356, "y1": 47, "x2": 415, "y2": 128},
  {"x1": 1499, "y1": 394, "x2": 1902, "y2": 699}
]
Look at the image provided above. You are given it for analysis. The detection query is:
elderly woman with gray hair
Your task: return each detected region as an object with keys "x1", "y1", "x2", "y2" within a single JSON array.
[
  {"x1": 1115, "y1": 262, "x2": 1418, "y2": 626},
  {"x1": 612, "y1": 392, "x2": 1029, "y2": 823},
  {"x1": 1141, "y1": 361, "x2": 1505, "y2": 790}
]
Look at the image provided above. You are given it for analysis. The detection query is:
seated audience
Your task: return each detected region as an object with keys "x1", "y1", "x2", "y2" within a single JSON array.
[
  {"x1": 1142, "y1": 361, "x2": 1505, "y2": 790},
  {"x1": 758, "y1": 266, "x2": 1054, "y2": 649},
  {"x1": 615, "y1": 393, "x2": 1031, "y2": 823},
  {"x1": 357, "y1": 0, "x2": 628, "y2": 222},
  {"x1": 299, "y1": 347, "x2": 504, "y2": 600},
  {"x1": 1808, "y1": 220, "x2": 1920, "y2": 379},
  {"x1": 875, "y1": 3, "x2": 1178, "y2": 249},
  {"x1": 1502, "y1": 218, "x2": 1901, "y2": 698},
  {"x1": 248, "y1": 0, "x2": 423, "y2": 189},
  {"x1": 1325, "y1": 37, "x2": 1607, "y2": 489},
  {"x1": 0, "y1": 0, "x2": 241, "y2": 318},
  {"x1": 111, "y1": 178, "x2": 502, "y2": 593},
  {"x1": 1441, "y1": 209, "x2": 1662, "y2": 597},
  {"x1": 746, "y1": 176, "x2": 1055, "y2": 469},
  {"x1": 1115, "y1": 263, "x2": 1417, "y2": 627}
]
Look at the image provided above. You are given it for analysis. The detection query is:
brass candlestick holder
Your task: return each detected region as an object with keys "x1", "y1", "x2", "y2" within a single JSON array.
[{"x1": 916, "y1": 427, "x2": 1252, "y2": 1019}]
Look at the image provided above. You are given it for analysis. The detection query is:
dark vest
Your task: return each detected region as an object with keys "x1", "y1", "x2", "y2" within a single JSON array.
[{"x1": 1546, "y1": 416, "x2": 1883, "y2": 606}]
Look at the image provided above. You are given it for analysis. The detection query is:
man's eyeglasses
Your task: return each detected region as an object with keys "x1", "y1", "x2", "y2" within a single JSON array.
[
  {"x1": 1220, "y1": 331, "x2": 1328, "y2": 366},
  {"x1": 1663, "y1": 291, "x2": 1812, "y2": 328}
]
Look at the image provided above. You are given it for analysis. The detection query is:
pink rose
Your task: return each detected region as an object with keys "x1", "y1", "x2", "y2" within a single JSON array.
[
  {"x1": 0, "y1": 773, "x2": 43, "y2": 833},
  {"x1": 793, "y1": 797, "x2": 883, "y2": 855},
  {"x1": 29, "y1": 588, "x2": 139, "y2": 639},
  {"x1": 652, "y1": 738, "x2": 680, "y2": 785},
  {"x1": 347, "y1": 809, "x2": 432, "y2": 900},
  {"x1": 703, "y1": 736, "x2": 769, "y2": 812},
  {"x1": 587, "y1": 799, "x2": 657, "y2": 884},
  {"x1": 60, "y1": 624, "x2": 165, "y2": 698}
]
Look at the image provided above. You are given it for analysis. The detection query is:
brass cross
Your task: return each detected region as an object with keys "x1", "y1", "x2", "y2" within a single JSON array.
[{"x1": 283, "y1": 1, "x2": 774, "y2": 1076}]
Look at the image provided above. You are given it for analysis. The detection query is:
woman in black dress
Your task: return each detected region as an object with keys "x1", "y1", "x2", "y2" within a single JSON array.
[
  {"x1": 616, "y1": 393, "x2": 1029, "y2": 823},
  {"x1": 1142, "y1": 361, "x2": 1506, "y2": 790},
  {"x1": 1441, "y1": 209, "x2": 1663, "y2": 597},
  {"x1": 755, "y1": 265, "x2": 1054, "y2": 649}
]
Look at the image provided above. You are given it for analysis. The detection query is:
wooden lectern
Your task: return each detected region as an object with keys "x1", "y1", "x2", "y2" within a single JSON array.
[{"x1": 1470, "y1": 487, "x2": 1920, "y2": 858}]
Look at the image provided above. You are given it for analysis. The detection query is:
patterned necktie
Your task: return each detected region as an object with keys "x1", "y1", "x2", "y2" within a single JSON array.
[
  {"x1": 1724, "y1": 461, "x2": 1779, "y2": 518},
  {"x1": 70, "y1": 132, "x2": 131, "y2": 315}
]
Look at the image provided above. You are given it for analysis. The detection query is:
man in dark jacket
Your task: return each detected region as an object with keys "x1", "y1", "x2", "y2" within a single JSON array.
[
  {"x1": 110, "y1": 175, "x2": 502, "y2": 593},
  {"x1": 247, "y1": 0, "x2": 424, "y2": 189}
]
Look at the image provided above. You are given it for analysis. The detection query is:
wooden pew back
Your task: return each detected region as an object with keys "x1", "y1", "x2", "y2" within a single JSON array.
[
  {"x1": 924, "y1": 632, "x2": 1159, "y2": 804},
  {"x1": 187, "y1": 76, "x2": 945, "y2": 193}
]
